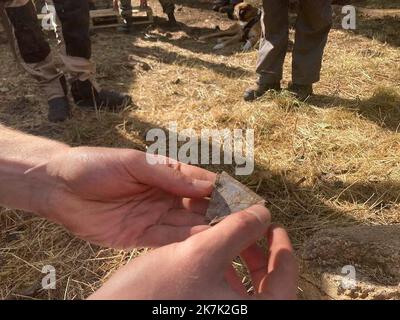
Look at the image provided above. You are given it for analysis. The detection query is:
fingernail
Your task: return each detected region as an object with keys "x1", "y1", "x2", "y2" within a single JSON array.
[{"x1": 244, "y1": 204, "x2": 271, "y2": 225}]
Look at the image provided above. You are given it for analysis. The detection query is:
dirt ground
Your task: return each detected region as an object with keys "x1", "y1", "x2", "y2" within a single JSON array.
[{"x1": 0, "y1": 0, "x2": 399, "y2": 299}]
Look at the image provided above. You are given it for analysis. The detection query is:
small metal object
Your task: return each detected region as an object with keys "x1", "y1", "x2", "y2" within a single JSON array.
[{"x1": 206, "y1": 171, "x2": 265, "y2": 226}]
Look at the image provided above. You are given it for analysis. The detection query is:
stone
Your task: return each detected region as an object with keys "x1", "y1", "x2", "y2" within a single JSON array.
[
  {"x1": 299, "y1": 225, "x2": 400, "y2": 300},
  {"x1": 206, "y1": 171, "x2": 265, "y2": 225}
]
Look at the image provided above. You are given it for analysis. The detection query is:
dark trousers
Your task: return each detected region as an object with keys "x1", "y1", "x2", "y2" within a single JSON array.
[{"x1": 256, "y1": 0, "x2": 332, "y2": 85}]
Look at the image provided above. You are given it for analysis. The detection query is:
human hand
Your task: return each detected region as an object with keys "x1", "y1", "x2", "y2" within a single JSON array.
[
  {"x1": 89, "y1": 205, "x2": 298, "y2": 300},
  {"x1": 28, "y1": 147, "x2": 215, "y2": 249}
]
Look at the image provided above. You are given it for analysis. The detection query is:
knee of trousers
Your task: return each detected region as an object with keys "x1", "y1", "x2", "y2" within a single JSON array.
[
  {"x1": 52, "y1": 0, "x2": 91, "y2": 59},
  {"x1": 308, "y1": 18, "x2": 332, "y2": 34},
  {"x1": 5, "y1": 1, "x2": 51, "y2": 63}
]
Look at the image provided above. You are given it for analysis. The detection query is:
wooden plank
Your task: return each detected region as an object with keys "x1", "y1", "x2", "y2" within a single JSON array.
[{"x1": 38, "y1": 6, "x2": 153, "y2": 29}]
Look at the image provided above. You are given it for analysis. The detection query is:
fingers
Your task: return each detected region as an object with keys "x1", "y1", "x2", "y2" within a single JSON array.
[
  {"x1": 177, "y1": 162, "x2": 217, "y2": 183},
  {"x1": 136, "y1": 225, "x2": 209, "y2": 248},
  {"x1": 224, "y1": 265, "x2": 247, "y2": 296},
  {"x1": 192, "y1": 205, "x2": 271, "y2": 267},
  {"x1": 240, "y1": 243, "x2": 267, "y2": 292},
  {"x1": 175, "y1": 198, "x2": 210, "y2": 215},
  {"x1": 259, "y1": 225, "x2": 298, "y2": 300},
  {"x1": 160, "y1": 209, "x2": 207, "y2": 226},
  {"x1": 133, "y1": 154, "x2": 216, "y2": 198}
]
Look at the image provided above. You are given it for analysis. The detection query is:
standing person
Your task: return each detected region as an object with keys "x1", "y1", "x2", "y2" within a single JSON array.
[
  {"x1": 117, "y1": 0, "x2": 177, "y2": 32},
  {"x1": 1, "y1": 0, "x2": 132, "y2": 122},
  {"x1": 244, "y1": 0, "x2": 333, "y2": 102}
]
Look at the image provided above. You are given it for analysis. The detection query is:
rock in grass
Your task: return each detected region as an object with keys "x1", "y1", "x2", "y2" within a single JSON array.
[
  {"x1": 299, "y1": 225, "x2": 400, "y2": 300},
  {"x1": 206, "y1": 171, "x2": 265, "y2": 225}
]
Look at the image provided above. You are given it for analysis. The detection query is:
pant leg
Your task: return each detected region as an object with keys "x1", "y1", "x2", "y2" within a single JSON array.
[
  {"x1": 52, "y1": 0, "x2": 95, "y2": 83},
  {"x1": 118, "y1": 0, "x2": 133, "y2": 25},
  {"x1": 255, "y1": 0, "x2": 289, "y2": 84},
  {"x1": 159, "y1": 0, "x2": 174, "y2": 15},
  {"x1": 292, "y1": 0, "x2": 332, "y2": 84},
  {"x1": 4, "y1": 0, "x2": 66, "y2": 100}
]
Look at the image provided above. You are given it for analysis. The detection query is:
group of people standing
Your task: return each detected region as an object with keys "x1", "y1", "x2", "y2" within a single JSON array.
[{"x1": 0, "y1": 0, "x2": 333, "y2": 122}]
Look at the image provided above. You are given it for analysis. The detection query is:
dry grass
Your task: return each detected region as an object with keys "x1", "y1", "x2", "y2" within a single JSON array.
[{"x1": 0, "y1": 0, "x2": 399, "y2": 299}]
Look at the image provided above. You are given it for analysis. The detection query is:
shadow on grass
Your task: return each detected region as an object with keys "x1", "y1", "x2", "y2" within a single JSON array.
[
  {"x1": 331, "y1": 3, "x2": 400, "y2": 47},
  {"x1": 39, "y1": 112, "x2": 398, "y2": 248},
  {"x1": 147, "y1": 9, "x2": 251, "y2": 57},
  {"x1": 352, "y1": 13, "x2": 400, "y2": 47},
  {"x1": 174, "y1": 0, "x2": 215, "y2": 11},
  {"x1": 308, "y1": 89, "x2": 400, "y2": 132}
]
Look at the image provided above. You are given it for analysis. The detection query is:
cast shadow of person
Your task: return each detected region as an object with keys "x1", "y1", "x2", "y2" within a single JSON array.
[
  {"x1": 151, "y1": 16, "x2": 247, "y2": 57},
  {"x1": 99, "y1": 115, "x2": 400, "y2": 250},
  {"x1": 307, "y1": 90, "x2": 400, "y2": 133},
  {"x1": 332, "y1": 3, "x2": 400, "y2": 47}
]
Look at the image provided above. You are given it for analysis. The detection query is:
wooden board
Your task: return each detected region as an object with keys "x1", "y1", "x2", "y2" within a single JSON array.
[{"x1": 37, "y1": 5, "x2": 153, "y2": 30}]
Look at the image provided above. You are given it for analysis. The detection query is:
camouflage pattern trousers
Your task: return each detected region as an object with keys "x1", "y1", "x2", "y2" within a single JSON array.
[{"x1": 1, "y1": 0, "x2": 95, "y2": 100}]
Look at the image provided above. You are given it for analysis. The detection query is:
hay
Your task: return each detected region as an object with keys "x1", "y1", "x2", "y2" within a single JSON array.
[{"x1": 0, "y1": 0, "x2": 399, "y2": 299}]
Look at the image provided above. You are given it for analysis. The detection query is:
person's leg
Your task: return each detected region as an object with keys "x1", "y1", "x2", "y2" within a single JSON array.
[
  {"x1": 244, "y1": 0, "x2": 289, "y2": 101},
  {"x1": 158, "y1": 0, "x2": 176, "y2": 24},
  {"x1": 52, "y1": 0, "x2": 132, "y2": 110},
  {"x1": 4, "y1": 0, "x2": 70, "y2": 122},
  {"x1": 118, "y1": 0, "x2": 133, "y2": 31},
  {"x1": 290, "y1": 0, "x2": 332, "y2": 99}
]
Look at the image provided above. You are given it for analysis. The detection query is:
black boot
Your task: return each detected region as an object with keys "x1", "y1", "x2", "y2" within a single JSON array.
[
  {"x1": 48, "y1": 97, "x2": 70, "y2": 122},
  {"x1": 48, "y1": 75, "x2": 70, "y2": 122},
  {"x1": 287, "y1": 82, "x2": 313, "y2": 101},
  {"x1": 71, "y1": 79, "x2": 132, "y2": 111},
  {"x1": 243, "y1": 76, "x2": 281, "y2": 102}
]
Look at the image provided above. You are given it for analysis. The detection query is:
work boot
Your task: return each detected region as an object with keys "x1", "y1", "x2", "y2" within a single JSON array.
[
  {"x1": 287, "y1": 82, "x2": 313, "y2": 101},
  {"x1": 243, "y1": 76, "x2": 281, "y2": 102},
  {"x1": 71, "y1": 79, "x2": 132, "y2": 111},
  {"x1": 47, "y1": 75, "x2": 70, "y2": 122},
  {"x1": 48, "y1": 96, "x2": 70, "y2": 122}
]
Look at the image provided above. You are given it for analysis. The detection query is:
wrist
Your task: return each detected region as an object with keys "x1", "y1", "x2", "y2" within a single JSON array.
[{"x1": 0, "y1": 141, "x2": 70, "y2": 215}]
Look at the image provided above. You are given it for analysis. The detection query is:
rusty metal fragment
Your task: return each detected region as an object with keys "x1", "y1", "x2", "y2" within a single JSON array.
[{"x1": 206, "y1": 171, "x2": 265, "y2": 225}]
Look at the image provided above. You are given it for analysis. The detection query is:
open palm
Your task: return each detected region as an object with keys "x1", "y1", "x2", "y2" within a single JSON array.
[{"x1": 33, "y1": 147, "x2": 215, "y2": 249}]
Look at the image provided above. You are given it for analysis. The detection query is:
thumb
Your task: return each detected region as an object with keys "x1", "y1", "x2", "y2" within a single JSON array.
[{"x1": 197, "y1": 205, "x2": 271, "y2": 267}]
